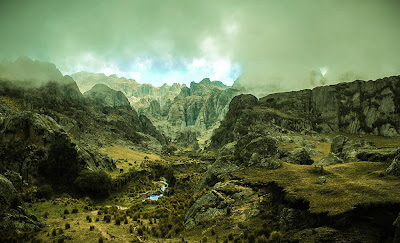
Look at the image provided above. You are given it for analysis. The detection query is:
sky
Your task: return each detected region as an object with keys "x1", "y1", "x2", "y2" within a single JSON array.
[{"x1": 0, "y1": 0, "x2": 399, "y2": 89}]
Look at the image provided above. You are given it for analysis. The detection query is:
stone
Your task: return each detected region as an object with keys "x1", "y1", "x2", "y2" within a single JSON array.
[
  {"x1": 316, "y1": 176, "x2": 326, "y2": 184},
  {"x1": 184, "y1": 190, "x2": 228, "y2": 227},
  {"x1": 386, "y1": 155, "x2": 400, "y2": 176},
  {"x1": 315, "y1": 153, "x2": 344, "y2": 167},
  {"x1": 330, "y1": 135, "x2": 349, "y2": 154},
  {"x1": 287, "y1": 148, "x2": 314, "y2": 165}
]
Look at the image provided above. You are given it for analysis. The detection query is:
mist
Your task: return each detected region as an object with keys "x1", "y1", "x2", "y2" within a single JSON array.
[{"x1": 0, "y1": 0, "x2": 399, "y2": 89}]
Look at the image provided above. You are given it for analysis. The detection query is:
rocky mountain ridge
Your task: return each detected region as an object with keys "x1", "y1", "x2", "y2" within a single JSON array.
[
  {"x1": 260, "y1": 75, "x2": 400, "y2": 136},
  {"x1": 73, "y1": 72, "x2": 244, "y2": 148},
  {"x1": 0, "y1": 58, "x2": 166, "y2": 186}
]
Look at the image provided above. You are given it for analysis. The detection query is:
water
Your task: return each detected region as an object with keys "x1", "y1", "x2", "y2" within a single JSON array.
[{"x1": 147, "y1": 181, "x2": 168, "y2": 200}]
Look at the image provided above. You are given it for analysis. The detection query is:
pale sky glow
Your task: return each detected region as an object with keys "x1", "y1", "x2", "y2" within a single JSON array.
[
  {"x1": 61, "y1": 53, "x2": 240, "y2": 86},
  {"x1": 0, "y1": 0, "x2": 399, "y2": 89}
]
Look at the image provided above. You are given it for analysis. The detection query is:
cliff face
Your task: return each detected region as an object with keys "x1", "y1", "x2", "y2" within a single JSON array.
[
  {"x1": 0, "y1": 58, "x2": 166, "y2": 186},
  {"x1": 73, "y1": 73, "x2": 242, "y2": 147},
  {"x1": 260, "y1": 76, "x2": 400, "y2": 136},
  {"x1": 156, "y1": 79, "x2": 242, "y2": 145},
  {"x1": 84, "y1": 84, "x2": 130, "y2": 107},
  {"x1": 71, "y1": 72, "x2": 183, "y2": 111}
]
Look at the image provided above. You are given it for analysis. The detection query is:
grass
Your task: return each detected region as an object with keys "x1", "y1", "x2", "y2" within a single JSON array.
[
  {"x1": 98, "y1": 144, "x2": 162, "y2": 178},
  {"x1": 234, "y1": 161, "x2": 400, "y2": 216}
]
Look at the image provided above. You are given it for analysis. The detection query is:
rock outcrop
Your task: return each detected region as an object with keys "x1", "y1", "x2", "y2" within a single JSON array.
[
  {"x1": 84, "y1": 84, "x2": 130, "y2": 107},
  {"x1": 0, "y1": 58, "x2": 166, "y2": 185},
  {"x1": 260, "y1": 76, "x2": 400, "y2": 136},
  {"x1": 73, "y1": 73, "x2": 242, "y2": 148},
  {"x1": 0, "y1": 174, "x2": 43, "y2": 239},
  {"x1": 210, "y1": 94, "x2": 313, "y2": 148}
]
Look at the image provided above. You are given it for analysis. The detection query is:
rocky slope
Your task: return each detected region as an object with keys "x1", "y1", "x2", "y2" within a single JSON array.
[
  {"x1": 71, "y1": 71, "x2": 183, "y2": 111},
  {"x1": 183, "y1": 76, "x2": 400, "y2": 241},
  {"x1": 157, "y1": 78, "x2": 241, "y2": 144},
  {"x1": 0, "y1": 58, "x2": 165, "y2": 190},
  {"x1": 73, "y1": 72, "x2": 243, "y2": 148},
  {"x1": 260, "y1": 75, "x2": 400, "y2": 136}
]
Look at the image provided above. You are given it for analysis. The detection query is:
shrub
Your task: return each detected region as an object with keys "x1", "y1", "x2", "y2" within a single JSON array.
[
  {"x1": 103, "y1": 215, "x2": 111, "y2": 223},
  {"x1": 64, "y1": 209, "x2": 69, "y2": 214},
  {"x1": 74, "y1": 170, "x2": 112, "y2": 198},
  {"x1": 65, "y1": 223, "x2": 70, "y2": 229},
  {"x1": 36, "y1": 184, "x2": 54, "y2": 199},
  {"x1": 269, "y1": 231, "x2": 282, "y2": 242},
  {"x1": 72, "y1": 208, "x2": 78, "y2": 213},
  {"x1": 90, "y1": 226, "x2": 95, "y2": 231}
]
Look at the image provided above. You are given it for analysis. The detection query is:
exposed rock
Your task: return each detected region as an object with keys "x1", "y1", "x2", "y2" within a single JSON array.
[
  {"x1": 316, "y1": 176, "x2": 326, "y2": 184},
  {"x1": 287, "y1": 148, "x2": 314, "y2": 165},
  {"x1": 260, "y1": 158, "x2": 282, "y2": 169},
  {"x1": 0, "y1": 175, "x2": 43, "y2": 237},
  {"x1": 386, "y1": 154, "x2": 400, "y2": 176},
  {"x1": 393, "y1": 213, "x2": 400, "y2": 242},
  {"x1": 315, "y1": 153, "x2": 344, "y2": 167},
  {"x1": 259, "y1": 76, "x2": 400, "y2": 136},
  {"x1": 84, "y1": 83, "x2": 130, "y2": 107},
  {"x1": 184, "y1": 190, "x2": 228, "y2": 227},
  {"x1": 193, "y1": 159, "x2": 240, "y2": 194},
  {"x1": 210, "y1": 94, "x2": 313, "y2": 148},
  {"x1": 175, "y1": 130, "x2": 199, "y2": 149},
  {"x1": 3, "y1": 170, "x2": 24, "y2": 191},
  {"x1": 235, "y1": 134, "x2": 278, "y2": 165},
  {"x1": 331, "y1": 135, "x2": 349, "y2": 155}
]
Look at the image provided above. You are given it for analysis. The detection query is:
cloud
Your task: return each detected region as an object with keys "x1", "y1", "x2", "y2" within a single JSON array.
[{"x1": 0, "y1": 0, "x2": 399, "y2": 89}]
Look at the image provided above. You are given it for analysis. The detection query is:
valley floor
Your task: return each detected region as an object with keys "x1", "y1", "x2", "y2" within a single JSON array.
[{"x1": 24, "y1": 134, "x2": 400, "y2": 242}]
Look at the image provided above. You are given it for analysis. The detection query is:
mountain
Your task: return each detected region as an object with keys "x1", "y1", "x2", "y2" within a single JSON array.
[
  {"x1": 72, "y1": 72, "x2": 244, "y2": 148},
  {"x1": 71, "y1": 71, "x2": 183, "y2": 109},
  {"x1": 184, "y1": 75, "x2": 400, "y2": 241},
  {"x1": 0, "y1": 58, "x2": 166, "y2": 188}
]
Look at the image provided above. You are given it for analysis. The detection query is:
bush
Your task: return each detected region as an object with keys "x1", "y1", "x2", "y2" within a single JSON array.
[
  {"x1": 65, "y1": 223, "x2": 70, "y2": 229},
  {"x1": 74, "y1": 170, "x2": 112, "y2": 198},
  {"x1": 104, "y1": 215, "x2": 111, "y2": 223},
  {"x1": 269, "y1": 231, "x2": 282, "y2": 242},
  {"x1": 36, "y1": 184, "x2": 54, "y2": 199}
]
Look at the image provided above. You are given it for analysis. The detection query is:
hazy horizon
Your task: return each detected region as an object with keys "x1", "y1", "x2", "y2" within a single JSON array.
[{"x1": 1, "y1": 0, "x2": 399, "y2": 89}]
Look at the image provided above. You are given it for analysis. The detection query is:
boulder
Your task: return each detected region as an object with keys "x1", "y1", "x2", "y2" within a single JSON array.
[
  {"x1": 315, "y1": 153, "x2": 344, "y2": 167},
  {"x1": 331, "y1": 135, "x2": 349, "y2": 155},
  {"x1": 0, "y1": 175, "x2": 43, "y2": 237},
  {"x1": 287, "y1": 148, "x2": 314, "y2": 165},
  {"x1": 184, "y1": 190, "x2": 228, "y2": 227},
  {"x1": 316, "y1": 176, "x2": 326, "y2": 184},
  {"x1": 386, "y1": 155, "x2": 400, "y2": 176},
  {"x1": 235, "y1": 134, "x2": 277, "y2": 164},
  {"x1": 193, "y1": 159, "x2": 240, "y2": 194}
]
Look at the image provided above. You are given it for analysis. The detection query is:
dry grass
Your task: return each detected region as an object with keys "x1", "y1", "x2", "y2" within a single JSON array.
[
  {"x1": 29, "y1": 199, "x2": 141, "y2": 242},
  {"x1": 309, "y1": 138, "x2": 331, "y2": 162},
  {"x1": 98, "y1": 144, "x2": 162, "y2": 177},
  {"x1": 235, "y1": 161, "x2": 400, "y2": 216}
]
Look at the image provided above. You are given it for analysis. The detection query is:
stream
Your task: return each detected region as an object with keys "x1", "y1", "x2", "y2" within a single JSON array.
[{"x1": 147, "y1": 181, "x2": 168, "y2": 200}]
